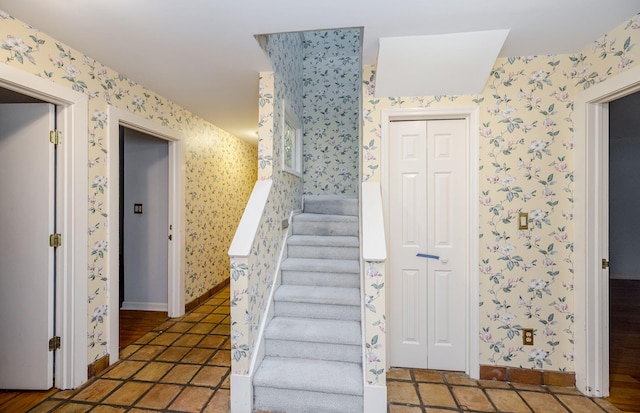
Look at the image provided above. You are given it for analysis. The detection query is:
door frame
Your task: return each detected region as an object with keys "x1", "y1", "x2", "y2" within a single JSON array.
[
  {"x1": 107, "y1": 106, "x2": 185, "y2": 363},
  {"x1": 574, "y1": 64, "x2": 640, "y2": 397},
  {"x1": 0, "y1": 64, "x2": 88, "y2": 389},
  {"x1": 381, "y1": 106, "x2": 480, "y2": 379}
]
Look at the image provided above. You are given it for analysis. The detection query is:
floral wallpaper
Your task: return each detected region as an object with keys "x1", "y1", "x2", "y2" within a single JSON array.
[
  {"x1": 230, "y1": 33, "x2": 304, "y2": 374},
  {"x1": 302, "y1": 29, "x2": 361, "y2": 195},
  {"x1": 0, "y1": 11, "x2": 257, "y2": 363},
  {"x1": 362, "y1": 13, "x2": 640, "y2": 377}
]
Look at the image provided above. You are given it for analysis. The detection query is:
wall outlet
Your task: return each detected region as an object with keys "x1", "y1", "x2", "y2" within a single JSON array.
[{"x1": 523, "y1": 328, "x2": 534, "y2": 345}]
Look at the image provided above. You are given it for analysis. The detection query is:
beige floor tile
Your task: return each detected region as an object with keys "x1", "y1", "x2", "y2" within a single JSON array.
[
  {"x1": 595, "y1": 398, "x2": 624, "y2": 412},
  {"x1": 168, "y1": 386, "x2": 214, "y2": 413},
  {"x1": 450, "y1": 386, "x2": 495, "y2": 412},
  {"x1": 387, "y1": 381, "x2": 421, "y2": 405},
  {"x1": 387, "y1": 367, "x2": 412, "y2": 380},
  {"x1": 166, "y1": 322, "x2": 195, "y2": 333},
  {"x1": 209, "y1": 350, "x2": 231, "y2": 367},
  {"x1": 89, "y1": 406, "x2": 127, "y2": 413},
  {"x1": 71, "y1": 378, "x2": 121, "y2": 402},
  {"x1": 50, "y1": 389, "x2": 78, "y2": 400},
  {"x1": 202, "y1": 314, "x2": 227, "y2": 323},
  {"x1": 221, "y1": 315, "x2": 231, "y2": 325},
  {"x1": 135, "y1": 383, "x2": 182, "y2": 409},
  {"x1": 479, "y1": 379, "x2": 512, "y2": 389},
  {"x1": 102, "y1": 360, "x2": 146, "y2": 379},
  {"x1": 417, "y1": 383, "x2": 457, "y2": 408},
  {"x1": 182, "y1": 312, "x2": 207, "y2": 322},
  {"x1": 51, "y1": 402, "x2": 93, "y2": 412},
  {"x1": 160, "y1": 364, "x2": 201, "y2": 384},
  {"x1": 128, "y1": 345, "x2": 166, "y2": 361},
  {"x1": 28, "y1": 400, "x2": 62, "y2": 413},
  {"x1": 425, "y1": 409, "x2": 462, "y2": 413},
  {"x1": 193, "y1": 305, "x2": 216, "y2": 313},
  {"x1": 189, "y1": 322, "x2": 215, "y2": 334},
  {"x1": 182, "y1": 348, "x2": 215, "y2": 364},
  {"x1": 191, "y1": 366, "x2": 229, "y2": 387},
  {"x1": 102, "y1": 382, "x2": 152, "y2": 406},
  {"x1": 485, "y1": 388, "x2": 532, "y2": 413},
  {"x1": 149, "y1": 332, "x2": 182, "y2": 346},
  {"x1": 221, "y1": 373, "x2": 231, "y2": 389},
  {"x1": 198, "y1": 335, "x2": 227, "y2": 349},
  {"x1": 213, "y1": 306, "x2": 229, "y2": 315},
  {"x1": 444, "y1": 372, "x2": 478, "y2": 386},
  {"x1": 119, "y1": 344, "x2": 141, "y2": 359},
  {"x1": 203, "y1": 389, "x2": 230, "y2": 413},
  {"x1": 174, "y1": 333, "x2": 204, "y2": 347},
  {"x1": 519, "y1": 391, "x2": 570, "y2": 413},
  {"x1": 212, "y1": 324, "x2": 231, "y2": 335},
  {"x1": 133, "y1": 361, "x2": 173, "y2": 381},
  {"x1": 156, "y1": 346, "x2": 191, "y2": 362},
  {"x1": 389, "y1": 405, "x2": 423, "y2": 413},
  {"x1": 133, "y1": 332, "x2": 159, "y2": 345},
  {"x1": 556, "y1": 394, "x2": 612, "y2": 412},
  {"x1": 413, "y1": 369, "x2": 444, "y2": 383},
  {"x1": 511, "y1": 382, "x2": 549, "y2": 392},
  {"x1": 547, "y1": 385, "x2": 584, "y2": 395}
]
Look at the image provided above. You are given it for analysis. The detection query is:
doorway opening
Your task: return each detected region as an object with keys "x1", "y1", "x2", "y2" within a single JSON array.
[
  {"x1": 381, "y1": 107, "x2": 479, "y2": 378},
  {"x1": 0, "y1": 65, "x2": 88, "y2": 391},
  {"x1": 574, "y1": 64, "x2": 640, "y2": 398},
  {"x1": 107, "y1": 106, "x2": 184, "y2": 364}
]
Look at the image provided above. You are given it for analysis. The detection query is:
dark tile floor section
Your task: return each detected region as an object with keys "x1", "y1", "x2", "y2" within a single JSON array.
[
  {"x1": 26, "y1": 286, "x2": 623, "y2": 413},
  {"x1": 28, "y1": 288, "x2": 232, "y2": 413},
  {"x1": 386, "y1": 367, "x2": 623, "y2": 413}
]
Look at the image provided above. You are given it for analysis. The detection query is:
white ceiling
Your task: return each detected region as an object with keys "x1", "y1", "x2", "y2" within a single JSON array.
[{"x1": 0, "y1": 1, "x2": 637, "y2": 143}]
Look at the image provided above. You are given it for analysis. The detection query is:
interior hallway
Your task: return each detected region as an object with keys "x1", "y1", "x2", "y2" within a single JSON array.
[{"x1": 0, "y1": 285, "x2": 630, "y2": 413}]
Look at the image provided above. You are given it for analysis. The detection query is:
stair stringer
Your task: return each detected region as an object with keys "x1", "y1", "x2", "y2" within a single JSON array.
[{"x1": 230, "y1": 208, "x2": 301, "y2": 413}]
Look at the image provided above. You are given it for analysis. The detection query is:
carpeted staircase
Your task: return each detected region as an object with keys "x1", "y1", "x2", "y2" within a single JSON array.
[{"x1": 253, "y1": 195, "x2": 363, "y2": 413}]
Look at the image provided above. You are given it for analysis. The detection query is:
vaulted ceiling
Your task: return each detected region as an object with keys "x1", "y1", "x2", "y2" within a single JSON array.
[{"x1": 0, "y1": 1, "x2": 637, "y2": 143}]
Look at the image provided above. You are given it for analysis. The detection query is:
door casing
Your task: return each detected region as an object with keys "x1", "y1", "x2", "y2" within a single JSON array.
[
  {"x1": 381, "y1": 107, "x2": 480, "y2": 379},
  {"x1": 107, "y1": 106, "x2": 185, "y2": 364},
  {"x1": 574, "y1": 64, "x2": 640, "y2": 397},
  {"x1": 0, "y1": 64, "x2": 89, "y2": 389}
]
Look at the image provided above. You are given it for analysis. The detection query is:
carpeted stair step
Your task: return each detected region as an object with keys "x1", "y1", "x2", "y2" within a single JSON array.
[
  {"x1": 287, "y1": 235, "x2": 359, "y2": 260},
  {"x1": 254, "y1": 357, "x2": 363, "y2": 413},
  {"x1": 303, "y1": 195, "x2": 358, "y2": 216},
  {"x1": 274, "y1": 285, "x2": 361, "y2": 321},
  {"x1": 281, "y1": 258, "x2": 360, "y2": 288},
  {"x1": 264, "y1": 317, "x2": 361, "y2": 363},
  {"x1": 292, "y1": 213, "x2": 359, "y2": 236}
]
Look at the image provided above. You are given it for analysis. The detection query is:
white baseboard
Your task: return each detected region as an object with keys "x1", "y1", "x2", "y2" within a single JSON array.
[
  {"x1": 121, "y1": 301, "x2": 168, "y2": 311},
  {"x1": 364, "y1": 384, "x2": 387, "y2": 413},
  {"x1": 231, "y1": 374, "x2": 253, "y2": 413}
]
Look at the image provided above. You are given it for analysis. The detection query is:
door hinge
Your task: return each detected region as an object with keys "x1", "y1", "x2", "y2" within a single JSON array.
[
  {"x1": 49, "y1": 233, "x2": 62, "y2": 248},
  {"x1": 48, "y1": 336, "x2": 61, "y2": 351},
  {"x1": 49, "y1": 130, "x2": 62, "y2": 145},
  {"x1": 602, "y1": 258, "x2": 609, "y2": 269}
]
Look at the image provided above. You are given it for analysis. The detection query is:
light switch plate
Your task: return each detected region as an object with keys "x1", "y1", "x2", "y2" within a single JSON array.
[{"x1": 518, "y1": 212, "x2": 528, "y2": 230}]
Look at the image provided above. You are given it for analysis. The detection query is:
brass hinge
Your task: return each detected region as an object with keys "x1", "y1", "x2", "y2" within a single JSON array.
[
  {"x1": 602, "y1": 258, "x2": 610, "y2": 269},
  {"x1": 49, "y1": 130, "x2": 62, "y2": 145},
  {"x1": 49, "y1": 233, "x2": 62, "y2": 248},
  {"x1": 48, "y1": 336, "x2": 61, "y2": 351}
]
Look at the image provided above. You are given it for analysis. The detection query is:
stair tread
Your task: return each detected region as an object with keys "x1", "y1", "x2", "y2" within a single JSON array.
[
  {"x1": 288, "y1": 235, "x2": 359, "y2": 247},
  {"x1": 294, "y1": 213, "x2": 359, "y2": 222},
  {"x1": 266, "y1": 317, "x2": 361, "y2": 345},
  {"x1": 275, "y1": 285, "x2": 360, "y2": 305},
  {"x1": 254, "y1": 357, "x2": 363, "y2": 395},
  {"x1": 281, "y1": 257, "x2": 360, "y2": 273}
]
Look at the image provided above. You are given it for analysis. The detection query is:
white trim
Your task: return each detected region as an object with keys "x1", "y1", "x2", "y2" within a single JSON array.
[
  {"x1": 574, "y1": 64, "x2": 640, "y2": 397},
  {"x1": 228, "y1": 180, "x2": 273, "y2": 257},
  {"x1": 381, "y1": 106, "x2": 480, "y2": 379},
  {"x1": 364, "y1": 384, "x2": 388, "y2": 413},
  {"x1": 361, "y1": 182, "x2": 387, "y2": 261},
  {"x1": 230, "y1": 373, "x2": 253, "y2": 413},
  {"x1": 0, "y1": 63, "x2": 89, "y2": 389},
  {"x1": 107, "y1": 106, "x2": 186, "y2": 364}
]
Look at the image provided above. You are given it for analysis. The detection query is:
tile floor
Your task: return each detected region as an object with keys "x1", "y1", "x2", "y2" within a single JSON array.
[{"x1": 25, "y1": 286, "x2": 623, "y2": 413}]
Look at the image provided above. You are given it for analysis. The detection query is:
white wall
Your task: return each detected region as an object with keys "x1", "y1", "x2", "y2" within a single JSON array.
[
  {"x1": 123, "y1": 128, "x2": 169, "y2": 309},
  {"x1": 609, "y1": 92, "x2": 640, "y2": 280}
]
